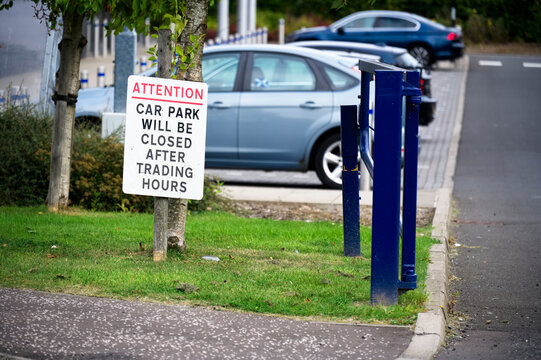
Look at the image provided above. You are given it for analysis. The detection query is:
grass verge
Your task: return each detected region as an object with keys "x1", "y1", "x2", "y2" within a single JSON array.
[{"x1": 0, "y1": 206, "x2": 436, "y2": 325}]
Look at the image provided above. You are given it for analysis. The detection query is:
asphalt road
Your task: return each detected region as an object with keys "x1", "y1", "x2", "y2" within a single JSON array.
[{"x1": 435, "y1": 54, "x2": 541, "y2": 359}]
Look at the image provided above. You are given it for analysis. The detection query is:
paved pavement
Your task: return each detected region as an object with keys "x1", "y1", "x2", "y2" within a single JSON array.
[
  {"x1": 0, "y1": 57, "x2": 467, "y2": 359},
  {"x1": 0, "y1": 288, "x2": 411, "y2": 360},
  {"x1": 435, "y1": 54, "x2": 541, "y2": 359}
]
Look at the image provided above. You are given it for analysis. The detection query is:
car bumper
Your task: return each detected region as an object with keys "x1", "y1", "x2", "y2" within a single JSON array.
[{"x1": 420, "y1": 95, "x2": 437, "y2": 126}]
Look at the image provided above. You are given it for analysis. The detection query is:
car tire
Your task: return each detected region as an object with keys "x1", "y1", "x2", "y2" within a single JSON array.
[
  {"x1": 409, "y1": 45, "x2": 432, "y2": 67},
  {"x1": 315, "y1": 134, "x2": 343, "y2": 189}
]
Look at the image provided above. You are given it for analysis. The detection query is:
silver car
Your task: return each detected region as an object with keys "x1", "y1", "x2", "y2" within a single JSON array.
[{"x1": 76, "y1": 45, "x2": 365, "y2": 188}]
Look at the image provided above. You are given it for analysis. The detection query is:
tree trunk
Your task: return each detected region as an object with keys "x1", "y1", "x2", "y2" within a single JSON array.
[
  {"x1": 154, "y1": 28, "x2": 173, "y2": 262},
  {"x1": 47, "y1": 11, "x2": 86, "y2": 212},
  {"x1": 168, "y1": 0, "x2": 209, "y2": 251}
]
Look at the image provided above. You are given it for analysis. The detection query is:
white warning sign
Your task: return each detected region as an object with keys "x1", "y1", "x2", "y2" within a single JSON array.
[{"x1": 122, "y1": 75, "x2": 208, "y2": 200}]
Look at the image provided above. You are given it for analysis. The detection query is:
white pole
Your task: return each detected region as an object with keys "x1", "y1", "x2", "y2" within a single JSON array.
[
  {"x1": 140, "y1": 57, "x2": 148, "y2": 72},
  {"x1": 248, "y1": 0, "x2": 257, "y2": 43},
  {"x1": 278, "y1": 18, "x2": 285, "y2": 44},
  {"x1": 218, "y1": 0, "x2": 229, "y2": 42},
  {"x1": 102, "y1": 19, "x2": 108, "y2": 57},
  {"x1": 263, "y1": 27, "x2": 268, "y2": 44},
  {"x1": 111, "y1": 31, "x2": 115, "y2": 58},
  {"x1": 237, "y1": 0, "x2": 248, "y2": 44},
  {"x1": 93, "y1": 17, "x2": 100, "y2": 57},
  {"x1": 97, "y1": 66, "x2": 106, "y2": 87},
  {"x1": 144, "y1": 18, "x2": 151, "y2": 48},
  {"x1": 83, "y1": 19, "x2": 91, "y2": 58},
  {"x1": 80, "y1": 69, "x2": 89, "y2": 89}
]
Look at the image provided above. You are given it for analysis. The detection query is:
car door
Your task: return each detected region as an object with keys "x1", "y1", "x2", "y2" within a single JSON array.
[
  {"x1": 203, "y1": 52, "x2": 242, "y2": 163},
  {"x1": 237, "y1": 51, "x2": 333, "y2": 169},
  {"x1": 370, "y1": 16, "x2": 419, "y2": 47},
  {"x1": 335, "y1": 15, "x2": 377, "y2": 43}
]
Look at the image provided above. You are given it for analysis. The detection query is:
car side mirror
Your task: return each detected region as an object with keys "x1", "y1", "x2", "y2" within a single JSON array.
[{"x1": 337, "y1": 27, "x2": 345, "y2": 35}]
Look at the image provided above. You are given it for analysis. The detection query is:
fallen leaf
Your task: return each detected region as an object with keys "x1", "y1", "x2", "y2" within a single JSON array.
[
  {"x1": 28, "y1": 267, "x2": 38, "y2": 273},
  {"x1": 46, "y1": 253, "x2": 58, "y2": 259},
  {"x1": 305, "y1": 297, "x2": 312, "y2": 303},
  {"x1": 55, "y1": 274, "x2": 69, "y2": 280},
  {"x1": 229, "y1": 254, "x2": 235, "y2": 259}
]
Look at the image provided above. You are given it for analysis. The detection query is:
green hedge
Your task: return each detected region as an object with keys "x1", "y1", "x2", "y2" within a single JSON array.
[
  {"x1": 226, "y1": 0, "x2": 541, "y2": 44},
  {"x1": 0, "y1": 104, "x2": 224, "y2": 212}
]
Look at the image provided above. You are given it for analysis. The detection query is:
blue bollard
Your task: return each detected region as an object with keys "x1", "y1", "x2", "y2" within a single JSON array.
[
  {"x1": 400, "y1": 71, "x2": 421, "y2": 288},
  {"x1": 341, "y1": 105, "x2": 361, "y2": 257},
  {"x1": 370, "y1": 70, "x2": 403, "y2": 306}
]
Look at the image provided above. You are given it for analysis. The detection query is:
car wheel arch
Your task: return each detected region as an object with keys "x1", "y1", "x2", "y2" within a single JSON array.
[{"x1": 308, "y1": 127, "x2": 341, "y2": 171}]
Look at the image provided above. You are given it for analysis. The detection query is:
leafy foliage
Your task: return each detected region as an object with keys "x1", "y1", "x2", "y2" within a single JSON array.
[
  {"x1": 0, "y1": 104, "x2": 224, "y2": 213},
  {"x1": 146, "y1": 9, "x2": 204, "y2": 79},
  {"x1": 232, "y1": 0, "x2": 540, "y2": 43},
  {"x1": 0, "y1": 103, "x2": 51, "y2": 205}
]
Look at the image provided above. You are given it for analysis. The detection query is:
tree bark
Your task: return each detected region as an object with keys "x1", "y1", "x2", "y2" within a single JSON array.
[
  {"x1": 154, "y1": 28, "x2": 173, "y2": 262},
  {"x1": 47, "y1": 11, "x2": 86, "y2": 212},
  {"x1": 168, "y1": 0, "x2": 209, "y2": 251}
]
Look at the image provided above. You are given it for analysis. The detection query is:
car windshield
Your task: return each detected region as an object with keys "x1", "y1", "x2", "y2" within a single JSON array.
[{"x1": 396, "y1": 52, "x2": 421, "y2": 69}]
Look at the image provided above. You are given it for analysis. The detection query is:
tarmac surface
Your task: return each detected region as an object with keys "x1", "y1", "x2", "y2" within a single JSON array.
[
  {"x1": 0, "y1": 57, "x2": 467, "y2": 359},
  {"x1": 0, "y1": 288, "x2": 410, "y2": 360},
  {"x1": 435, "y1": 54, "x2": 541, "y2": 359}
]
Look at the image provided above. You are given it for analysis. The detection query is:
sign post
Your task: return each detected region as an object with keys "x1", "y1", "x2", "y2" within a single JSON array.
[
  {"x1": 122, "y1": 75, "x2": 208, "y2": 260},
  {"x1": 123, "y1": 75, "x2": 208, "y2": 199}
]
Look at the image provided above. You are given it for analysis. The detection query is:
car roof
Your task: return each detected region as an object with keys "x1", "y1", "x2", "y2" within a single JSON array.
[
  {"x1": 203, "y1": 43, "x2": 359, "y2": 69},
  {"x1": 332, "y1": 10, "x2": 445, "y2": 30},
  {"x1": 289, "y1": 40, "x2": 407, "y2": 55}
]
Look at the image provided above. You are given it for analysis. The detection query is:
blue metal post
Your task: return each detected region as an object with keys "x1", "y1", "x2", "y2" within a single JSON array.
[
  {"x1": 371, "y1": 70, "x2": 403, "y2": 306},
  {"x1": 359, "y1": 72, "x2": 374, "y2": 177},
  {"x1": 341, "y1": 105, "x2": 361, "y2": 257},
  {"x1": 400, "y1": 71, "x2": 421, "y2": 288}
]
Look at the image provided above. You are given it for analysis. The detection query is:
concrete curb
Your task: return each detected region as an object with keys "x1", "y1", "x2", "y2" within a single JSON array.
[{"x1": 397, "y1": 55, "x2": 469, "y2": 360}]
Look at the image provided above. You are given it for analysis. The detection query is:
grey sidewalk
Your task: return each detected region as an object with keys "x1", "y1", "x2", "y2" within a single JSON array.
[{"x1": 0, "y1": 288, "x2": 411, "y2": 360}]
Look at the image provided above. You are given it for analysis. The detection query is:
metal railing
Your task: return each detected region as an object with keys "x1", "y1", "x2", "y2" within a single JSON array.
[{"x1": 341, "y1": 59, "x2": 421, "y2": 306}]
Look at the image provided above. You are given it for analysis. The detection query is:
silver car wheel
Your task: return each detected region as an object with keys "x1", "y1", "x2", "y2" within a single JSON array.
[{"x1": 321, "y1": 139, "x2": 343, "y2": 187}]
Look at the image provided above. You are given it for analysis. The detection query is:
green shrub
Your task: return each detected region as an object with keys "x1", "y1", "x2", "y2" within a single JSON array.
[
  {"x1": 70, "y1": 128, "x2": 155, "y2": 212},
  {"x1": 0, "y1": 103, "x2": 51, "y2": 205},
  {"x1": 0, "y1": 106, "x2": 225, "y2": 213}
]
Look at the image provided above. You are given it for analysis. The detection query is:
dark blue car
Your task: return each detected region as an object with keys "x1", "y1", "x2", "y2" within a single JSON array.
[{"x1": 286, "y1": 10, "x2": 464, "y2": 66}]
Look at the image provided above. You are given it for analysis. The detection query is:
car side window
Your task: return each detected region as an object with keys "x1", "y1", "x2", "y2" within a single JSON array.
[
  {"x1": 202, "y1": 53, "x2": 241, "y2": 92},
  {"x1": 250, "y1": 53, "x2": 316, "y2": 91},
  {"x1": 374, "y1": 17, "x2": 417, "y2": 28},
  {"x1": 322, "y1": 65, "x2": 357, "y2": 91},
  {"x1": 343, "y1": 16, "x2": 376, "y2": 29}
]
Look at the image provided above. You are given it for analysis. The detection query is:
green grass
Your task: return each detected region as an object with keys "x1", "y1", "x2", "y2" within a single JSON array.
[{"x1": 0, "y1": 206, "x2": 436, "y2": 325}]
